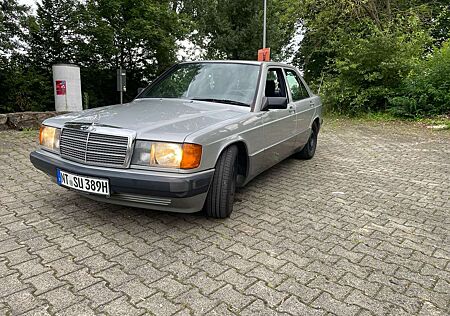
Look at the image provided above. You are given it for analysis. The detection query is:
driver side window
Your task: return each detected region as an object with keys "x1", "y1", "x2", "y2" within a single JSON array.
[{"x1": 265, "y1": 68, "x2": 287, "y2": 99}]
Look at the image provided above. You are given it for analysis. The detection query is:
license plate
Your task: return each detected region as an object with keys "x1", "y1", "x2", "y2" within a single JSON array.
[{"x1": 56, "y1": 169, "x2": 110, "y2": 196}]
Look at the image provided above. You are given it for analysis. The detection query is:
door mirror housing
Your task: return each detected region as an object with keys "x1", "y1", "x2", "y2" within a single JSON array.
[{"x1": 261, "y1": 97, "x2": 288, "y2": 111}]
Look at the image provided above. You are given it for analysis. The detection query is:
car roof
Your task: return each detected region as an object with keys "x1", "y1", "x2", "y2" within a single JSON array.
[{"x1": 179, "y1": 60, "x2": 296, "y2": 68}]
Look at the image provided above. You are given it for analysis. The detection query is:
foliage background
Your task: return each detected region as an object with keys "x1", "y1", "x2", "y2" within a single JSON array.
[{"x1": 0, "y1": 0, "x2": 449, "y2": 117}]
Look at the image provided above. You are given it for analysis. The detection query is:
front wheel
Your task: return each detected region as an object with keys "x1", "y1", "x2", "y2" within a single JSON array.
[
  {"x1": 204, "y1": 145, "x2": 238, "y2": 218},
  {"x1": 295, "y1": 123, "x2": 318, "y2": 160}
]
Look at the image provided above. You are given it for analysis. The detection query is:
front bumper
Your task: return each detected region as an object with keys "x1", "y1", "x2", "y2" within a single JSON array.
[{"x1": 30, "y1": 149, "x2": 214, "y2": 213}]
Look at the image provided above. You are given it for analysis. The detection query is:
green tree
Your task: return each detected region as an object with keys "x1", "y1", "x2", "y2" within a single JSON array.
[
  {"x1": 431, "y1": 4, "x2": 450, "y2": 47},
  {"x1": 180, "y1": 0, "x2": 300, "y2": 60},
  {"x1": 0, "y1": 0, "x2": 29, "y2": 62},
  {"x1": 76, "y1": 0, "x2": 188, "y2": 106},
  {"x1": 27, "y1": 0, "x2": 81, "y2": 69},
  {"x1": 0, "y1": 0, "x2": 45, "y2": 113},
  {"x1": 293, "y1": 0, "x2": 448, "y2": 116}
]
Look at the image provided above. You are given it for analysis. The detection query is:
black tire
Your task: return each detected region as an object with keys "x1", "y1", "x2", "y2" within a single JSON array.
[
  {"x1": 295, "y1": 122, "x2": 319, "y2": 160},
  {"x1": 204, "y1": 145, "x2": 238, "y2": 218}
]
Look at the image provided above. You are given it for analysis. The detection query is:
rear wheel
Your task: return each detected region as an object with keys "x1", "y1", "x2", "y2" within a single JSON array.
[
  {"x1": 295, "y1": 123, "x2": 318, "y2": 160},
  {"x1": 204, "y1": 145, "x2": 238, "y2": 218}
]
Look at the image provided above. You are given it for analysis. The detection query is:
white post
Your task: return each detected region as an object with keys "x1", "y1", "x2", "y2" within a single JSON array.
[
  {"x1": 263, "y1": 0, "x2": 267, "y2": 48},
  {"x1": 52, "y1": 64, "x2": 82, "y2": 112}
]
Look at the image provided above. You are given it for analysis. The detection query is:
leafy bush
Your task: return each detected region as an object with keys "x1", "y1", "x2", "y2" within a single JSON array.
[
  {"x1": 389, "y1": 41, "x2": 450, "y2": 117},
  {"x1": 0, "y1": 65, "x2": 53, "y2": 113},
  {"x1": 320, "y1": 18, "x2": 430, "y2": 116}
]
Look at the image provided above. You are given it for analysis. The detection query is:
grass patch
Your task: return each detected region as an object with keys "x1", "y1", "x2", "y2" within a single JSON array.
[
  {"x1": 323, "y1": 112, "x2": 450, "y2": 130},
  {"x1": 415, "y1": 116, "x2": 450, "y2": 130}
]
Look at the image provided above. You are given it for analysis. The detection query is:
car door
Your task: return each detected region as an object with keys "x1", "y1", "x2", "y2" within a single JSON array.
[
  {"x1": 284, "y1": 68, "x2": 315, "y2": 148},
  {"x1": 260, "y1": 67, "x2": 297, "y2": 168}
]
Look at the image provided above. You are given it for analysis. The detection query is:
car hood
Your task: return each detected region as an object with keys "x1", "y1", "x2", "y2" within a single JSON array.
[{"x1": 45, "y1": 98, "x2": 249, "y2": 142}]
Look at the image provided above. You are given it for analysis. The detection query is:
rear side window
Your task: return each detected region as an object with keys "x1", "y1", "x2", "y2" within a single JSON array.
[{"x1": 285, "y1": 69, "x2": 310, "y2": 101}]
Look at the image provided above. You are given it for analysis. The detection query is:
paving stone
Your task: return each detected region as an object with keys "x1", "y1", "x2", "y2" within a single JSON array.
[
  {"x1": 138, "y1": 292, "x2": 180, "y2": 316},
  {"x1": 60, "y1": 268, "x2": 102, "y2": 292},
  {"x1": 2, "y1": 247, "x2": 36, "y2": 265},
  {"x1": 117, "y1": 278, "x2": 156, "y2": 304},
  {"x1": 132, "y1": 263, "x2": 168, "y2": 284},
  {"x1": 433, "y1": 278, "x2": 450, "y2": 294},
  {"x1": 79, "y1": 253, "x2": 117, "y2": 273},
  {"x1": 339, "y1": 272, "x2": 380, "y2": 297},
  {"x1": 376, "y1": 286, "x2": 422, "y2": 314},
  {"x1": 24, "y1": 271, "x2": 65, "y2": 295},
  {"x1": 309, "y1": 275, "x2": 353, "y2": 300},
  {"x1": 4, "y1": 288, "x2": 48, "y2": 314},
  {"x1": 111, "y1": 251, "x2": 147, "y2": 270},
  {"x1": 55, "y1": 300, "x2": 96, "y2": 316},
  {"x1": 20, "y1": 305, "x2": 52, "y2": 316},
  {"x1": 98, "y1": 296, "x2": 144, "y2": 316},
  {"x1": 0, "y1": 238, "x2": 24, "y2": 254},
  {"x1": 65, "y1": 243, "x2": 97, "y2": 262},
  {"x1": 227, "y1": 242, "x2": 259, "y2": 259},
  {"x1": 404, "y1": 283, "x2": 449, "y2": 311},
  {"x1": 277, "y1": 295, "x2": 325, "y2": 315},
  {"x1": 95, "y1": 265, "x2": 134, "y2": 287},
  {"x1": 211, "y1": 284, "x2": 255, "y2": 312},
  {"x1": 247, "y1": 265, "x2": 287, "y2": 287},
  {"x1": 45, "y1": 255, "x2": 84, "y2": 277},
  {"x1": 160, "y1": 260, "x2": 198, "y2": 280},
  {"x1": 241, "y1": 299, "x2": 284, "y2": 316},
  {"x1": 418, "y1": 301, "x2": 448, "y2": 316},
  {"x1": 223, "y1": 255, "x2": 260, "y2": 273},
  {"x1": 78, "y1": 281, "x2": 122, "y2": 308},
  {"x1": 276, "y1": 277, "x2": 321, "y2": 304},
  {"x1": 39, "y1": 285, "x2": 82, "y2": 312},
  {"x1": 52, "y1": 234, "x2": 83, "y2": 250},
  {"x1": 215, "y1": 268, "x2": 257, "y2": 291},
  {"x1": 249, "y1": 252, "x2": 286, "y2": 270},
  {"x1": 345, "y1": 288, "x2": 409, "y2": 315},
  {"x1": 186, "y1": 271, "x2": 225, "y2": 295},
  {"x1": 148, "y1": 275, "x2": 191, "y2": 298},
  {"x1": 278, "y1": 262, "x2": 316, "y2": 284},
  {"x1": 197, "y1": 257, "x2": 231, "y2": 277},
  {"x1": 174, "y1": 289, "x2": 219, "y2": 315},
  {"x1": 312, "y1": 292, "x2": 360, "y2": 316},
  {"x1": 244, "y1": 280, "x2": 288, "y2": 307},
  {"x1": 33, "y1": 246, "x2": 67, "y2": 263},
  {"x1": 14, "y1": 258, "x2": 51, "y2": 279},
  {"x1": 205, "y1": 302, "x2": 235, "y2": 315}
]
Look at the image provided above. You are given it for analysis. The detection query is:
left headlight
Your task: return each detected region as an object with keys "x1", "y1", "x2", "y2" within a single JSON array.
[
  {"x1": 132, "y1": 141, "x2": 202, "y2": 169},
  {"x1": 39, "y1": 125, "x2": 61, "y2": 152}
]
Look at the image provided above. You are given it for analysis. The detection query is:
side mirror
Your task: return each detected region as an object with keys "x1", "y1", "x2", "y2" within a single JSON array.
[
  {"x1": 137, "y1": 87, "x2": 145, "y2": 95},
  {"x1": 261, "y1": 97, "x2": 288, "y2": 111}
]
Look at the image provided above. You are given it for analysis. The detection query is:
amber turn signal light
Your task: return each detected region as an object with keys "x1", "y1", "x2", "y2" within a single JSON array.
[{"x1": 181, "y1": 143, "x2": 202, "y2": 169}]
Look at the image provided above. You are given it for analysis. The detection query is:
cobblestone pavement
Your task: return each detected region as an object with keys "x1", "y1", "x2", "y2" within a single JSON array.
[{"x1": 0, "y1": 120, "x2": 449, "y2": 316}]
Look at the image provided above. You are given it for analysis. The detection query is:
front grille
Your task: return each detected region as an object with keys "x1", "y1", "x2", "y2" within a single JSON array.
[{"x1": 60, "y1": 127, "x2": 131, "y2": 167}]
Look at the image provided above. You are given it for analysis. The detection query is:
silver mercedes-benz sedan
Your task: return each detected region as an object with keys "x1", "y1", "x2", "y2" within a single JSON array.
[{"x1": 30, "y1": 61, "x2": 322, "y2": 218}]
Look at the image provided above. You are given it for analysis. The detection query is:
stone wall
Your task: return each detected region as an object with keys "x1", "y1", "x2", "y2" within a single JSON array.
[{"x1": 0, "y1": 112, "x2": 67, "y2": 131}]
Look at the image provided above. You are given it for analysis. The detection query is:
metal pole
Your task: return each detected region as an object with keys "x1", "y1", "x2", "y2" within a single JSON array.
[
  {"x1": 263, "y1": 0, "x2": 267, "y2": 48},
  {"x1": 119, "y1": 65, "x2": 123, "y2": 104}
]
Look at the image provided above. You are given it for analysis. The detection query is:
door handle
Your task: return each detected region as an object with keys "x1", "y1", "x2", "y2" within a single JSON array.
[
  {"x1": 288, "y1": 105, "x2": 295, "y2": 114},
  {"x1": 309, "y1": 100, "x2": 315, "y2": 107}
]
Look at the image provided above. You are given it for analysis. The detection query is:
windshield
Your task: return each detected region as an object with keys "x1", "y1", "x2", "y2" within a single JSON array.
[{"x1": 139, "y1": 63, "x2": 260, "y2": 106}]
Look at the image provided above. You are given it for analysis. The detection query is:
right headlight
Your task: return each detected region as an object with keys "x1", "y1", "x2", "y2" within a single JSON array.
[
  {"x1": 132, "y1": 141, "x2": 202, "y2": 169},
  {"x1": 39, "y1": 125, "x2": 60, "y2": 153}
]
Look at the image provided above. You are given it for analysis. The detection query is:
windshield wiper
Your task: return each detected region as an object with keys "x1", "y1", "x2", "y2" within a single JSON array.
[{"x1": 191, "y1": 98, "x2": 249, "y2": 107}]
